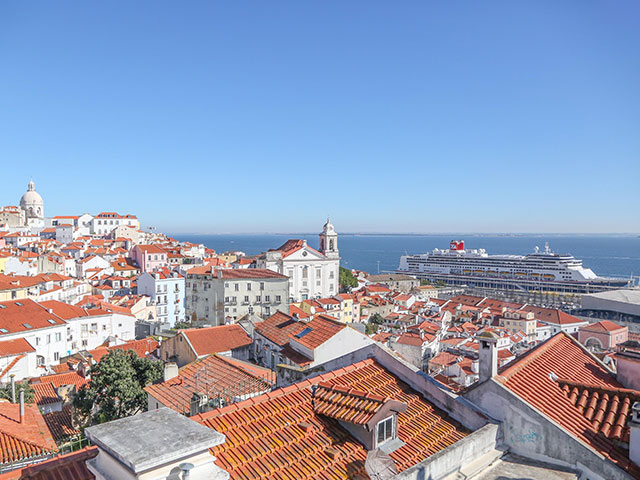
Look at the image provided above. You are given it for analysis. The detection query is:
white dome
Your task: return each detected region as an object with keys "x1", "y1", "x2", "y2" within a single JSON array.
[{"x1": 20, "y1": 180, "x2": 44, "y2": 218}]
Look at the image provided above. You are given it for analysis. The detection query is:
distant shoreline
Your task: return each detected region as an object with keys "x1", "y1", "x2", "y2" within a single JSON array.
[{"x1": 167, "y1": 232, "x2": 639, "y2": 237}]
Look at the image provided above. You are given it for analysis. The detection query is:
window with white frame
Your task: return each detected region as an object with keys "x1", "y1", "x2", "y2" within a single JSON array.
[{"x1": 376, "y1": 416, "x2": 394, "y2": 446}]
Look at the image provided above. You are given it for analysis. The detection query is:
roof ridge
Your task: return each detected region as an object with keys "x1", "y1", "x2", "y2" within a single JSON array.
[
  {"x1": 497, "y1": 332, "x2": 567, "y2": 380},
  {"x1": 557, "y1": 379, "x2": 640, "y2": 398},
  {"x1": 193, "y1": 358, "x2": 377, "y2": 421},
  {"x1": 316, "y1": 382, "x2": 387, "y2": 404}
]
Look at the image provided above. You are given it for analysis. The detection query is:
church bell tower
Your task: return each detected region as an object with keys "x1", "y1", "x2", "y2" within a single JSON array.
[{"x1": 319, "y1": 218, "x2": 339, "y2": 259}]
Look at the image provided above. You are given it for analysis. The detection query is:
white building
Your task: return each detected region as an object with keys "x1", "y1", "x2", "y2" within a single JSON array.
[
  {"x1": 0, "y1": 299, "x2": 68, "y2": 370},
  {"x1": 137, "y1": 268, "x2": 185, "y2": 327},
  {"x1": 43, "y1": 300, "x2": 136, "y2": 354},
  {"x1": 257, "y1": 219, "x2": 340, "y2": 302},
  {"x1": 186, "y1": 267, "x2": 289, "y2": 325},
  {"x1": 19, "y1": 180, "x2": 46, "y2": 230},
  {"x1": 91, "y1": 212, "x2": 139, "y2": 236}
]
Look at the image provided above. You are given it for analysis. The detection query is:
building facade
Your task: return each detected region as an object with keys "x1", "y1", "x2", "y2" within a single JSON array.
[
  {"x1": 186, "y1": 267, "x2": 289, "y2": 325},
  {"x1": 137, "y1": 269, "x2": 185, "y2": 327},
  {"x1": 257, "y1": 219, "x2": 340, "y2": 303}
]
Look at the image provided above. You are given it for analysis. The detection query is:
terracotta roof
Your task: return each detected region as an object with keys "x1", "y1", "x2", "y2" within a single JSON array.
[
  {"x1": 273, "y1": 239, "x2": 324, "y2": 259},
  {"x1": 0, "y1": 338, "x2": 35, "y2": 357},
  {"x1": 145, "y1": 354, "x2": 274, "y2": 415},
  {"x1": 581, "y1": 320, "x2": 626, "y2": 333},
  {"x1": 497, "y1": 332, "x2": 640, "y2": 477},
  {"x1": 0, "y1": 446, "x2": 97, "y2": 480},
  {"x1": 39, "y1": 300, "x2": 88, "y2": 319},
  {"x1": 255, "y1": 312, "x2": 305, "y2": 346},
  {"x1": 558, "y1": 379, "x2": 640, "y2": 443},
  {"x1": 32, "y1": 382, "x2": 61, "y2": 406},
  {"x1": 182, "y1": 325, "x2": 252, "y2": 356},
  {"x1": 395, "y1": 332, "x2": 434, "y2": 346},
  {"x1": 32, "y1": 371, "x2": 88, "y2": 390},
  {"x1": 134, "y1": 244, "x2": 166, "y2": 254},
  {"x1": 290, "y1": 315, "x2": 345, "y2": 350},
  {"x1": 220, "y1": 269, "x2": 288, "y2": 280},
  {"x1": 0, "y1": 401, "x2": 57, "y2": 463},
  {"x1": 430, "y1": 351, "x2": 460, "y2": 367},
  {"x1": 43, "y1": 405, "x2": 80, "y2": 443},
  {"x1": 88, "y1": 338, "x2": 159, "y2": 362},
  {"x1": 519, "y1": 305, "x2": 584, "y2": 325},
  {"x1": 0, "y1": 299, "x2": 66, "y2": 336},
  {"x1": 312, "y1": 382, "x2": 389, "y2": 425},
  {"x1": 195, "y1": 358, "x2": 468, "y2": 479}
]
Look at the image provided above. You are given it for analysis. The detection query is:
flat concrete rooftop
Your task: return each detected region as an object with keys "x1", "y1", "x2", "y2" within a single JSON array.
[
  {"x1": 85, "y1": 407, "x2": 225, "y2": 473},
  {"x1": 475, "y1": 453, "x2": 579, "y2": 480}
]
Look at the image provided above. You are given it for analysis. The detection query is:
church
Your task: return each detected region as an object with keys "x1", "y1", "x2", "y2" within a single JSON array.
[
  {"x1": 257, "y1": 219, "x2": 341, "y2": 303},
  {"x1": 0, "y1": 180, "x2": 45, "y2": 229}
]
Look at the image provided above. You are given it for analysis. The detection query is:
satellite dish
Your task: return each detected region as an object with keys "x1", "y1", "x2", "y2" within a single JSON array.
[{"x1": 365, "y1": 448, "x2": 398, "y2": 479}]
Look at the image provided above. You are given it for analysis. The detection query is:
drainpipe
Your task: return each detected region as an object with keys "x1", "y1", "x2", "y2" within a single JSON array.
[
  {"x1": 10, "y1": 375, "x2": 15, "y2": 403},
  {"x1": 19, "y1": 390, "x2": 24, "y2": 424}
]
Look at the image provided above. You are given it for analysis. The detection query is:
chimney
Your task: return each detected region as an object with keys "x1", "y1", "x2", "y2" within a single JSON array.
[
  {"x1": 631, "y1": 402, "x2": 640, "y2": 467},
  {"x1": 164, "y1": 362, "x2": 179, "y2": 382},
  {"x1": 478, "y1": 332, "x2": 499, "y2": 383},
  {"x1": 19, "y1": 390, "x2": 24, "y2": 424},
  {"x1": 10, "y1": 375, "x2": 15, "y2": 403}
]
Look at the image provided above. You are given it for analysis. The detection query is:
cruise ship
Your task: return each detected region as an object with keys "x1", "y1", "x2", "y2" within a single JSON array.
[{"x1": 398, "y1": 240, "x2": 631, "y2": 294}]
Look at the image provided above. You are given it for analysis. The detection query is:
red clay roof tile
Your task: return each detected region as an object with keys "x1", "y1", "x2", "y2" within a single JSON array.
[
  {"x1": 194, "y1": 359, "x2": 468, "y2": 479},
  {"x1": 498, "y1": 332, "x2": 640, "y2": 477}
]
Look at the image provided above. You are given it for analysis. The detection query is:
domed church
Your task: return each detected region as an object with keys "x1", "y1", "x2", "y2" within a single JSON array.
[{"x1": 19, "y1": 180, "x2": 45, "y2": 227}]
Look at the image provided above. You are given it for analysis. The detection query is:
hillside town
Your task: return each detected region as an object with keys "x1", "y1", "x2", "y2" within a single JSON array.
[{"x1": 0, "y1": 181, "x2": 638, "y2": 479}]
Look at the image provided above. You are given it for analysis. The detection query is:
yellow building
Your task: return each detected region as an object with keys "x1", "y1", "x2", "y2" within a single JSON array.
[{"x1": 499, "y1": 309, "x2": 537, "y2": 343}]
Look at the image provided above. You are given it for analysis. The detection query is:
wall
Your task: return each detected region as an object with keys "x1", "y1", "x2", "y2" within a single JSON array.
[
  {"x1": 396, "y1": 423, "x2": 499, "y2": 480},
  {"x1": 160, "y1": 332, "x2": 197, "y2": 366},
  {"x1": 616, "y1": 354, "x2": 640, "y2": 390},
  {"x1": 464, "y1": 378, "x2": 635, "y2": 480}
]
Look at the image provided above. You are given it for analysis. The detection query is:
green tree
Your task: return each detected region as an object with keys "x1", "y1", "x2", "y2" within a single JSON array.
[
  {"x1": 365, "y1": 322, "x2": 379, "y2": 335},
  {"x1": 0, "y1": 380, "x2": 34, "y2": 403},
  {"x1": 339, "y1": 267, "x2": 358, "y2": 293},
  {"x1": 369, "y1": 313, "x2": 385, "y2": 325},
  {"x1": 73, "y1": 350, "x2": 162, "y2": 426}
]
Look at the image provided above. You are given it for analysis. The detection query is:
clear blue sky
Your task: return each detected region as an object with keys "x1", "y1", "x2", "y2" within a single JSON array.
[{"x1": 1, "y1": 1, "x2": 638, "y2": 234}]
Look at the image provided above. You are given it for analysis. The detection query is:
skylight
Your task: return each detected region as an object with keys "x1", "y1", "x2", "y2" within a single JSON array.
[
  {"x1": 0, "y1": 328, "x2": 7, "y2": 333},
  {"x1": 47, "y1": 319, "x2": 57, "y2": 324},
  {"x1": 23, "y1": 323, "x2": 32, "y2": 329},
  {"x1": 295, "y1": 327, "x2": 313, "y2": 339}
]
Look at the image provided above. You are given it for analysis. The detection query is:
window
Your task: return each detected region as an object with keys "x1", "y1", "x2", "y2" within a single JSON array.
[
  {"x1": 55, "y1": 332, "x2": 61, "y2": 342},
  {"x1": 234, "y1": 283, "x2": 239, "y2": 291},
  {"x1": 329, "y1": 271, "x2": 335, "y2": 279},
  {"x1": 247, "y1": 283, "x2": 252, "y2": 291},
  {"x1": 35, "y1": 337, "x2": 40, "y2": 346},
  {"x1": 275, "y1": 296, "x2": 281, "y2": 303},
  {"x1": 265, "y1": 295, "x2": 270, "y2": 302},
  {"x1": 256, "y1": 296, "x2": 261, "y2": 303},
  {"x1": 244, "y1": 296, "x2": 249, "y2": 303},
  {"x1": 36, "y1": 355, "x2": 45, "y2": 366},
  {"x1": 54, "y1": 352, "x2": 59, "y2": 361},
  {"x1": 377, "y1": 417, "x2": 394, "y2": 445},
  {"x1": 260, "y1": 282, "x2": 265, "y2": 291}
]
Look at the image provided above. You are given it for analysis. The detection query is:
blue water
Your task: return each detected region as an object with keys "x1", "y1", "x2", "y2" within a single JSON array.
[{"x1": 170, "y1": 234, "x2": 640, "y2": 279}]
